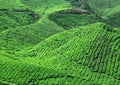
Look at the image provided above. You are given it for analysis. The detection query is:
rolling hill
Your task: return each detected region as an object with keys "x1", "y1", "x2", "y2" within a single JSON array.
[
  {"x1": 88, "y1": 0, "x2": 120, "y2": 17},
  {"x1": 0, "y1": 0, "x2": 120, "y2": 85}
]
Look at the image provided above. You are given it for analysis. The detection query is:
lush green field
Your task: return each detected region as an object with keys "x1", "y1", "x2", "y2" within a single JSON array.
[{"x1": 0, "y1": 0, "x2": 120, "y2": 85}]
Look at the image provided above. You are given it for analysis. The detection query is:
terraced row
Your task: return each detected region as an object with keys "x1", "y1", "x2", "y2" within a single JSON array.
[
  {"x1": 1, "y1": 23, "x2": 120, "y2": 84},
  {"x1": 0, "y1": 56, "x2": 107, "y2": 85},
  {"x1": 0, "y1": 56, "x2": 74, "y2": 85},
  {"x1": 21, "y1": 23, "x2": 120, "y2": 84}
]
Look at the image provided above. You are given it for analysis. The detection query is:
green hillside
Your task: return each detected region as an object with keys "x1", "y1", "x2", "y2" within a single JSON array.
[
  {"x1": 0, "y1": 0, "x2": 70, "y2": 53},
  {"x1": 49, "y1": 12, "x2": 102, "y2": 29},
  {"x1": 88, "y1": 0, "x2": 120, "y2": 16},
  {"x1": 0, "y1": 0, "x2": 27, "y2": 9},
  {"x1": 0, "y1": 0, "x2": 120, "y2": 85}
]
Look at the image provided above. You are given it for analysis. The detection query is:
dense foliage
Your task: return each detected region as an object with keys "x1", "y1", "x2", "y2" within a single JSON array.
[{"x1": 0, "y1": 0, "x2": 120, "y2": 85}]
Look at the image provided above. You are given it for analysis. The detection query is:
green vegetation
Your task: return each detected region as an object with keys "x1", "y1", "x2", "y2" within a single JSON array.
[
  {"x1": 0, "y1": 80, "x2": 15, "y2": 85},
  {"x1": 0, "y1": 10, "x2": 40, "y2": 32},
  {"x1": 49, "y1": 12, "x2": 101, "y2": 29},
  {"x1": 88, "y1": 0, "x2": 120, "y2": 17},
  {"x1": 0, "y1": 0, "x2": 27, "y2": 9},
  {"x1": 0, "y1": 0, "x2": 120, "y2": 85}
]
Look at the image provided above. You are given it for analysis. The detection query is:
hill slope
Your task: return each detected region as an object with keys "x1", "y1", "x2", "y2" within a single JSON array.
[
  {"x1": 65, "y1": 0, "x2": 120, "y2": 28},
  {"x1": 88, "y1": 0, "x2": 120, "y2": 17},
  {"x1": 0, "y1": 0, "x2": 70, "y2": 53},
  {"x1": 0, "y1": 0, "x2": 27, "y2": 9},
  {"x1": 1, "y1": 23, "x2": 120, "y2": 84},
  {"x1": 0, "y1": 0, "x2": 120, "y2": 85}
]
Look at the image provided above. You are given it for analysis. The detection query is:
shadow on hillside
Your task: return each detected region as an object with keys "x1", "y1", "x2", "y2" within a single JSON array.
[{"x1": 49, "y1": 9, "x2": 102, "y2": 30}]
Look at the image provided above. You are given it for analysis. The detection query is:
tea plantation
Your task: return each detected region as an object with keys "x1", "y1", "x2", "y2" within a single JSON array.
[{"x1": 0, "y1": 0, "x2": 120, "y2": 85}]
